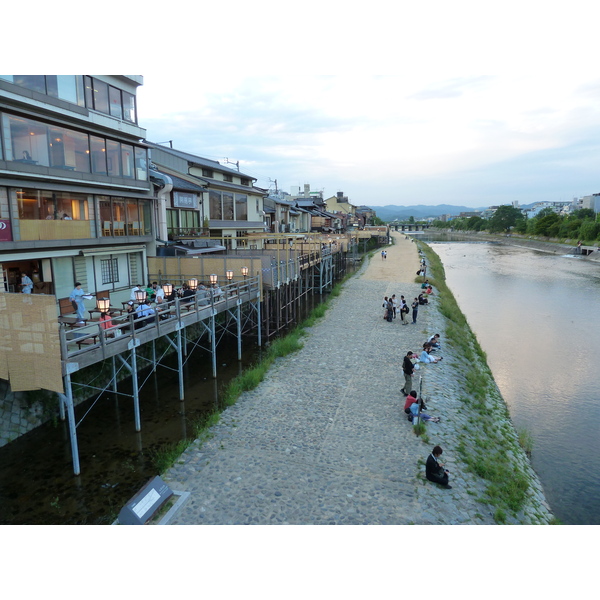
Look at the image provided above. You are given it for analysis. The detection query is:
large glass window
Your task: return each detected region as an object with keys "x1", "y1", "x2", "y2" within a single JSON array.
[
  {"x1": 48, "y1": 126, "x2": 90, "y2": 172},
  {"x1": 83, "y1": 76, "x2": 137, "y2": 123},
  {"x1": 90, "y1": 135, "x2": 107, "y2": 174},
  {"x1": 17, "y1": 189, "x2": 89, "y2": 221},
  {"x1": 222, "y1": 192, "x2": 234, "y2": 220},
  {"x1": 3, "y1": 113, "x2": 146, "y2": 179},
  {"x1": 106, "y1": 139, "x2": 121, "y2": 177},
  {"x1": 236, "y1": 194, "x2": 248, "y2": 220},
  {"x1": 109, "y1": 86, "x2": 123, "y2": 119},
  {"x1": 209, "y1": 190, "x2": 222, "y2": 219},
  {"x1": 1, "y1": 75, "x2": 84, "y2": 105},
  {"x1": 98, "y1": 196, "x2": 151, "y2": 237},
  {"x1": 121, "y1": 144, "x2": 134, "y2": 178},
  {"x1": 122, "y1": 91, "x2": 136, "y2": 123},
  {"x1": 92, "y1": 79, "x2": 109, "y2": 114},
  {"x1": 134, "y1": 146, "x2": 147, "y2": 180}
]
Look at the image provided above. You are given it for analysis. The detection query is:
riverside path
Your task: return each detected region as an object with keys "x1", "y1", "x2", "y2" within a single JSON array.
[{"x1": 162, "y1": 231, "x2": 553, "y2": 524}]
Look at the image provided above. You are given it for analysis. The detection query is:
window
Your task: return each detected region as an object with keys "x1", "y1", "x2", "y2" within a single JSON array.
[
  {"x1": 223, "y1": 192, "x2": 234, "y2": 220},
  {"x1": 223, "y1": 174, "x2": 233, "y2": 182},
  {"x1": 2, "y1": 113, "x2": 146, "y2": 179},
  {"x1": 202, "y1": 168, "x2": 213, "y2": 177},
  {"x1": 209, "y1": 190, "x2": 222, "y2": 219},
  {"x1": 17, "y1": 189, "x2": 89, "y2": 221},
  {"x1": 90, "y1": 136, "x2": 107, "y2": 174},
  {"x1": 98, "y1": 196, "x2": 151, "y2": 237},
  {"x1": 109, "y1": 86, "x2": 123, "y2": 119},
  {"x1": 236, "y1": 194, "x2": 248, "y2": 220},
  {"x1": 101, "y1": 258, "x2": 119, "y2": 284},
  {"x1": 1, "y1": 75, "x2": 85, "y2": 105},
  {"x1": 241, "y1": 178, "x2": 250, "y2": 186},
  {"x1": 83, "y1": 76, "x2": 137, "y2": 123}
]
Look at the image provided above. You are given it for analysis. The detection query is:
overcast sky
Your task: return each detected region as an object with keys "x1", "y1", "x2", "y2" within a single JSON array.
[{"x1": 13, "y1": 0, "x2": 600, "y2": 209}]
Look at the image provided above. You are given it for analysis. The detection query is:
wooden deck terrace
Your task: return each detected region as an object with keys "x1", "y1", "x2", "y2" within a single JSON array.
[{"x1": 59, "y1": 277, "x2": 261, "y2": 375}]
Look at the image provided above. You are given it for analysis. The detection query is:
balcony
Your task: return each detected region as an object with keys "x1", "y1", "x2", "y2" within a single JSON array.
[
  {"x1": 19, "y1": 219, "x2": 91, "y2": 241},
  {"x1": 167, "y1": 227, "x2": 210, "y2": 240}
]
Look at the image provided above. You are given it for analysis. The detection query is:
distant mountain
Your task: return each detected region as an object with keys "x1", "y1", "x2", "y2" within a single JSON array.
[{"x1": 367, "y1": 204, "x2": 485, "y2": 221}]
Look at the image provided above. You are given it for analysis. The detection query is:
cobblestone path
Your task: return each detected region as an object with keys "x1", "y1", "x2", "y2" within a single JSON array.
[{"x1": 163, "y1": 233, "x2": 552, "y2": 524}]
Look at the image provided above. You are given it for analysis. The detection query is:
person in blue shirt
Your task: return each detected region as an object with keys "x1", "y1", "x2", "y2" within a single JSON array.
[{"x1": 69, "y1": 282, "x2": 86, "y2": 322}]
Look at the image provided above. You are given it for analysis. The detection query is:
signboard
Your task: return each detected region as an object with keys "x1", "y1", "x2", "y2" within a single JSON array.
[
  {"x1": 0, "y1": 219, "x2": 12, "y2": 242},
  {"x1": 118, "y1": 476, "x2": 174, "y2": 525},
  {"x1": 173, "y1": 192, "x2": 198, "y2": 209}
]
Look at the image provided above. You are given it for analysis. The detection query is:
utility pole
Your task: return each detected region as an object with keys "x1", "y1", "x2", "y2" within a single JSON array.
[
  {"x1": 223, "y1": 158, "x2": 239, "y2": 171},
  {"x1": 269, "y1": 178, "x2": 278, "y2": 194}
]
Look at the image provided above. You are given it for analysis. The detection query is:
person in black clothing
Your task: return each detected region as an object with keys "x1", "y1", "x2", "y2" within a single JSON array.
[
  {"x1": 401, "y1": 350, "x2": 415, "y2": 395},
  {"x1": 411, "y1": 298, "x2": 419, "y2": 324},
  {"x1": 426, "y1": 445, "x2": 451, "y2": 489}
]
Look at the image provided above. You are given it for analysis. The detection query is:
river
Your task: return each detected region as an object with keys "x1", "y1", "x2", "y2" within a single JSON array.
[{"x1": 427, "y1": 237, "x2": 600, "y2": 525}]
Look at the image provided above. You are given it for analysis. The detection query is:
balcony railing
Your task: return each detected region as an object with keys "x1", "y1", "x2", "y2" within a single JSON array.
[{"x1": 168, "y1": 227, "x2": 210, "y2": 239}]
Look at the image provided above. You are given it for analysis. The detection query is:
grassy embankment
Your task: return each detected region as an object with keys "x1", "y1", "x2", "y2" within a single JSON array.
[
  {"x1": 416, "y1": 241, "x2": 554, "y2": 524},
  {"x1": 150, "y1": 266, "x2": 360, "y2": 474}
]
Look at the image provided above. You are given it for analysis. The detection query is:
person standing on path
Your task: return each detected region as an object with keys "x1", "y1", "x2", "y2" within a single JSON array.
[
  {"x1": 425, "y1": 445, "x2": 452, "y2": 489},
  {"x1": 402, "y1": 350, "x2": 415, "y2": 395},
  {"x1": 391, "y1": 294, "x2": 398, "y2": 319},
  {"x1": 411, "y1": 297, "x2": 419, "y2": 324},
  {"x1": 381, "y1": 250, "x2": 385, "y2": 260}
]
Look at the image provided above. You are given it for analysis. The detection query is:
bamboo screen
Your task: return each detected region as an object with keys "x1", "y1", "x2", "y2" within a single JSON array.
[{"x1": 0, "y1": 294, "x2": 63, "y2": 394}]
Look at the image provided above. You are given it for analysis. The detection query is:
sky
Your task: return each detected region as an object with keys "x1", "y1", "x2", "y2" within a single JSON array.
[{"x1": 9, "y1": 0, "x2": 600, "y2": 209}]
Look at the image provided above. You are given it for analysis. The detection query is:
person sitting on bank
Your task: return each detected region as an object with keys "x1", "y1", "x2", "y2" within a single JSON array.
[
  {"x1": 420, "y1": 344, "x2": 442, "y2": 364},
  {"x1": 410, "y1": 399, "x2": 440, "y2": 422},
  {"x1": 404, "y1": 390, "x2": 428, "y2": 414},
  {"x1": 427, "y1": 334, "x2": 441, "y2": 350},
  {"x1": 421, "y1": 279, "x2": 430, "y2": 289},
  {"x1": 418, "y1": 293, "x2": 428, "y2": 305},
  {"x1": 426, "y1": 445, "x2": 451, "y2": 489},
  {"x1": 426, "y1": 285, "x2": 434, "y2": 295}
]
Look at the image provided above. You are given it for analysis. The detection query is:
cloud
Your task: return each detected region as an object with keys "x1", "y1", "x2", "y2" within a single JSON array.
[{"x1": 408, "y1": 76, "x2": 493, "y2": 101}]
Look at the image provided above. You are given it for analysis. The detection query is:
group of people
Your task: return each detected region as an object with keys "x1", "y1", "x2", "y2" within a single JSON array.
[{"x1": 382, "y1": 293, "x2": 425, "y2": 325}]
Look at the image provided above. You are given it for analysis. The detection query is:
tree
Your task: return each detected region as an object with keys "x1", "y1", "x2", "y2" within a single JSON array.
[
  {"x1": 488, "y1": 205, "x2": 524, "y2": 233},
  {"x1": 408, "y1": 216, "x2": 415, "y2": 224}
]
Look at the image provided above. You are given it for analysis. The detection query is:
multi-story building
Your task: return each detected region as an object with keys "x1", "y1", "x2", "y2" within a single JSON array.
[
  {"x1": 146, "y1": 142, "x2": 267, "y2": 250},
  {"x1": 0, "y1": 75, "x2": 153, "y2": 309}
]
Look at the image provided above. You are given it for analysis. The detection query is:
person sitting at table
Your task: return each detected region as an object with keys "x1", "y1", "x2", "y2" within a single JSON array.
[
  {"x1": 155, "y1": 296, "x2": 171, "y2": 320},
  {"x1": 180, "y1": 283, "x2": 195, "y2": 303},
  {"x1": 135, "y1": 301, "x2": 155, "y2": 328}
]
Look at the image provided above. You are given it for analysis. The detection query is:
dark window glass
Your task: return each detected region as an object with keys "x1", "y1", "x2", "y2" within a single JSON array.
[
  {"x1": 90, "y1": 136, "x2": 107, "y2": 174},
  {"x1": 236, "y1": 194, "x2": 248, "y2": 220},
  {"x1": 93, "y1": 79, "x2": 109, "y2": 113},
  {"x1": 109, "y1": 86, "x2": 123, "y2": 119},
  {"x1": 106, "y1": 140, "x2": 121, "y2": 176},
  {"x1": 13, "y1": 75, "x2": 46, "y2": 94},
  {"x1": 84, "y1": 76, "x2": 93, "y2": 108},
  {"x1": 209, "y1": 190, "x2": 222, "y2": 219},
  {"x1": 223, "y1": 192, "x2": 234, "y2": 220}
]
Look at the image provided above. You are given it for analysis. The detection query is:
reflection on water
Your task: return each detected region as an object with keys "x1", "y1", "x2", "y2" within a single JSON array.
[{"x1": 431, "y1": 241, "x2": 600, "y2": 525}]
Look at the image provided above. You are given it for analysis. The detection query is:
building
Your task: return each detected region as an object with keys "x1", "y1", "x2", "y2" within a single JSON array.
[
  {"x1": 0, "y1": 75, "x2": 153, "y2": 308},
  {"x1": 145, "y1": 142, "x2": 267, "y2": 250}
]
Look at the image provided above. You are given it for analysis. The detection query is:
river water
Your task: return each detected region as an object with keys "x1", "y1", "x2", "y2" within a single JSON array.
[{"x1": 427, "y1": 237, "x2": 600, "y2": 525}]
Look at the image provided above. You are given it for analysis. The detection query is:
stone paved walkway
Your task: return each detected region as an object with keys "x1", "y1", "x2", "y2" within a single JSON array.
[{"x1": 163, "y1": 232, "x2": 552, "y2": 524}]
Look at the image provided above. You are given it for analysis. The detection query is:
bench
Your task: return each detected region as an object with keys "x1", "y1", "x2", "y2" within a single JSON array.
[{"x1": 59, "y1": 297, "x2": 77, "y2": 317}]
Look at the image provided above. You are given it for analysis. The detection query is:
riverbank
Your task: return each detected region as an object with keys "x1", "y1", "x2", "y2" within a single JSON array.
[
  {"x1": 161, "y1": 231, "x2": 553, "y2": 524},
  {"x1": 433, "y1": 229, "x2": 600, "y2": 262}
]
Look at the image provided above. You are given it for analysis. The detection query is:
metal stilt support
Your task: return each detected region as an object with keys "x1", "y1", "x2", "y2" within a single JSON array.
[
  {"x1": 211, "y1": 313, "x2": 217, "y2": 378},
  {"x1": 237, "y1": 301, "x2": 242, "y2": 361},
  {"x1": 62, "y1": 372, "x2": 81, "y2": 476}
]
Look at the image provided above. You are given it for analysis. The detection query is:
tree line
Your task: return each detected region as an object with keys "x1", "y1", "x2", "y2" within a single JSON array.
[{"x1": 430, "y1": 206, "x2": 600, "y2": 243}]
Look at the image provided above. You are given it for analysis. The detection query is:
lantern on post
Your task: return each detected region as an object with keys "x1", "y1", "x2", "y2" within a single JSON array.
[
  {"x1": 226, "y1": 270, "x2": 234, "y2": 281},
  {"x1": 134, "y1": 289, "x2": 146, "y2": 304},
  {"x1": 163, "y1": 283, "x2": 173, "y2": 297},
  {"x1": 209, "y1": 274, "x2": 218, "y2": 285},
  {"x1": 241, "y1": 266, "x2": 249, "y2": 278},
  {"x1": 188, "y1": 278, "x2": 198, "y2": 291},
  {"x1": 96, "y1": 297, "x2": 110, "y2": 313}
]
